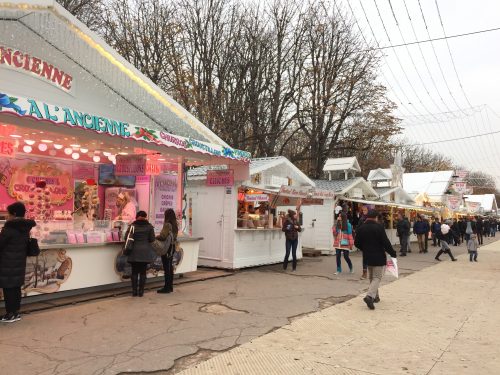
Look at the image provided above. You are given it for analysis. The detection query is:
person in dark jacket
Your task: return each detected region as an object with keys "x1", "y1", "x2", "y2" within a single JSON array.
[
  {"x1": 156, "y1": 208, "x2": 178, "y2": 294},
  {"x1": 125, "y1": 211, "x2": 156, "y2": 297},
  {"x1": 396, "y1": 213, "x2": 410, "y2": 256},
  {"x1": 0, "y1": 202, "x2": 36, "y2": 323},
  {"x1": 356, "y1": 206, "x2": 369, "y2": 279},
  {"x1": 435, "y1": 222, "x2": 457, "y2": 261},
  {"x1": 450, "y1": 219, "x2": 460, "y2": 246},
  {"x1": 483, "y1": 220, "x2": 490, "y2": 238},
  {"x1": 431, "y1": 217, "x2": 441, "y2": 247},
  {"x1": 475, "y1": 217, "x2": 484, "y2": 245},
  {"x1": 355, "y1": 209, "x2": 397, "y2": 310},
  {"x1": 413, "y1": 215, "x2": 429, "y2": 253},
  {"x1": 282, "y1": 210, "x2": 301, "y2": 271},
  {"x1": 458, "y1": 218, "x2": 466, "y2": 243}
]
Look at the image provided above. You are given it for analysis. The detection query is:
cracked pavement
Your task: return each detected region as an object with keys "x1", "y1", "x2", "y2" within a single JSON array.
[{"x1": 0, "y1": 240, "x2": 480, "y2": 375}]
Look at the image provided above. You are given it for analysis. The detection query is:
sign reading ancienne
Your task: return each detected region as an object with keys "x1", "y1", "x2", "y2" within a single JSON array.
[
  {"x1": 0, "y1": 46, "x2": 73, "y2": 92},
  {"x1": 206, "y1": 170, "x2": 234, "y2": 186}
]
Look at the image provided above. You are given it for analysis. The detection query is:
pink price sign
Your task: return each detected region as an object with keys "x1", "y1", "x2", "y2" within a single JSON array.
[
  {"x1": 115, "y1": 154, "x2": 146, "y2": 176},
  {"x1": 206, "y1": 169, "x2": 234, "y2": 187}
]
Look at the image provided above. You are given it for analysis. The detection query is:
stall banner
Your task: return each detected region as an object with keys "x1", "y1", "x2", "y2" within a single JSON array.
[
  {"x1": 115, "y1": 154, "x2": 147, "y2": 176},
  {"x1": 245, "y1": 194, "x2": 269, "y2": 202},
  {"x1": 72, "y1": 163, "x2": 97, "y2": 180},
  {"x1": 454, "y1": 182, "x2": 468, "y2": 194},
  {"x1": 207, "y1": 170, "x2": 234, "y2": 186},
  {"x1": 466, "y1": 201, "x2": 481, "y2": 213},
  {"x1": 447, "y1": 196, "x2": 461, "y2": 211},
  {"x1": 0, "y1": 92, "x2": 251, "y2": 162},
  {"x1": 454, "y1": 170, "x2": 468, "y2": 182},
  {"x1": 5, "y1": 158, "x2": 73, "y2": 208},
  {"x1": 302, "y1": 198, "x2": 324, "y2": 206},
  {"x1": 0, "y1": 140, "x2": 16, "y2": 158},
  {"x1": 311, "y1": 189, "x2": 335, "y2": 200},
  {"x1": 153, "y1": 175, "x2": 177, "y2": 231},
  {"x1": 279, "y1": 185, "x2": 311, "y2": 198}
]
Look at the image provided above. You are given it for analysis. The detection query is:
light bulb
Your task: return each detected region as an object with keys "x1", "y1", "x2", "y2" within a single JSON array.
[
  {"x1": 25, "y1": 140, "x2": 35, "y2": 145},
  {"x1": 72, "y1": 153, "x2": 80, "y2": 160},
  {"x1": 54, "y1": 144, "x2": 63, "y2": 150},
  {"x1": 38, "y1": 143, "x2": 48, "y2": 151},
  {"x1": 64, "y1": 148, "x2": 73, "y2": 155},
  {"x1": 80, "y1": 148, "x2": 89, "y2": 153},
  {"x1": 70, "y1": 144, "x2": 80, "y2": 148},
  {"x1": 93, "y1": 155, "x2": 101, "y2": 163},
  {"x1": 103, "y1": 152, "x2": 111, "y2": 157},
  {"x1": 41, "y1": 139, "x2": 53, "y2": 143},
  {"x1": 23, "y1": 145, "x2": 32, "y2": 153}
]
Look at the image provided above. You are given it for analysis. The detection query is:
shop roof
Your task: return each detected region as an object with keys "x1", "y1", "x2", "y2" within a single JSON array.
[
  {"x1": 375, "y1": 186, "x2": 415, "y2": 204},
  {"x1": 323, "y1": 157, "x2": 361, "y2": 172},
  {"x1": 403, "y1": 171, "x2": 454, "y2": 200},
  {"x1": 314, "y1": 178, "x2": 378, "y2": 199},
  {"x1": 367, "y1": 168, "x2": 393, "y2": 181},
  {"x1": 464, "y1": 194, "x2": 498, "y2": 213},
  {"x1": 0, "y1": 0, "x2": 227, "y2": 146}
]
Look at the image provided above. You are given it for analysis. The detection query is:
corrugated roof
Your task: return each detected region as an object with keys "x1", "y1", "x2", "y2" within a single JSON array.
[{"x1": 314, "y1": 178, "x2": 361, "y2": 192}]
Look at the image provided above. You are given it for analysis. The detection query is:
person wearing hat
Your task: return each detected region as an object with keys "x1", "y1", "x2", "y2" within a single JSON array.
[
  {"x1": 354, "y1": 209, "x2": 397, "y2": 310},
  {"x1": 282, "y1": 209, "x2": 301, "y2": 271},
  {"x1": 0, "y1": 202, "x2": 36, "y2": 323},
  {"x1": 115, "y1": 192, "x2": 136, "y2": 223},
  {"x1": 124, "y1": 211, "x2": 156, "y2": 297}
]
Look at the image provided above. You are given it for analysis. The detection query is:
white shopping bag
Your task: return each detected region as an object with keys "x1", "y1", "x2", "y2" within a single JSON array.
[{"x1": 386, "y1": 257, "x2": 399, "y2": 278}]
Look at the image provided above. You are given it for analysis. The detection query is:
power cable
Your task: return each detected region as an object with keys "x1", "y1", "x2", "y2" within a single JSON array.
[
  {"x1": 434, "y1": 0, "x2": 474, "y2": 108},
  {"x1": 370, "y1": 0, "x2": 441, "y2": 121},
  {"x1": 415, "y1": 129, "x2": 500, "y2": 145}
]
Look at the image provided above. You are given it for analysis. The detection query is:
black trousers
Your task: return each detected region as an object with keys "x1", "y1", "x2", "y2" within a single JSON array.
[
  {"x1": 161, "y1": 255, "x2": 174, "y2": 291},
  {"x1": 477, "y1": 232, "x2": 483, "y2": 245},
  {"x1": 424, "y1": 232, "x2": 429, "y2": 251},
  {"x1": 3, "y1": 287, "x2": 22, "y2": 314},
  {"x1": 284, "y1": 239, "x2": 298, "y2": 270}
]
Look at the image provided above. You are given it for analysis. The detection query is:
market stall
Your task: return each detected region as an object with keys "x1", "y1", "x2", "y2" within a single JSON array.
[
  {"x1": 187, "y1": 157, "x2": 315, "y2": 268},
  {"x1": 0, "y1": 1, "x2": 250, "y2": 300}
]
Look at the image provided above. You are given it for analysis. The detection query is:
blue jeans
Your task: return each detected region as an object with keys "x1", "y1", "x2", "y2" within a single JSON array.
[
  {"x1": 284, "y1": 239, "x2": 298, "y2": 270},
  {"x1": 469, "y1": 251, "x2": 478, "y2": 261}
]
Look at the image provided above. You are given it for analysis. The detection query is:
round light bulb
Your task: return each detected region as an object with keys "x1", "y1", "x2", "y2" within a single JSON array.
[
  {"x1": 23, "y1": 145, "x2": 32, "y2": 153},
  {"x1": 54, "y1": 144, "x2": 63, "y2": 150},
  {"x1": 64, "y1": 148, "x2": 73, "y2": 155},
  {"x1": 72, "y1": 153, "x2": 80, "y2": 160},
  {"x1": 80, "y1": 148, "x2": 89, "y2": 153},
  {"x1": 38, "y1": 143, "x2": 48, "y2": 152},
  {"x1": 93, "y1": 155, "x2": 101, "y2": 163},
  {"x1": 25, "y1": 140, "x2": 35, "y2": 145}
]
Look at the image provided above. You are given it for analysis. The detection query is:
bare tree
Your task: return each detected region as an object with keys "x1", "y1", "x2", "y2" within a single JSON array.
[{"x1": 57, "y1": 0, "x2": 105, "y2": 30}]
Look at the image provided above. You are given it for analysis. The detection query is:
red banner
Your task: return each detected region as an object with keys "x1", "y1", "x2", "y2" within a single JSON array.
[{"x1": 206, "y1": 170, "x2": 234, "y2": 186}]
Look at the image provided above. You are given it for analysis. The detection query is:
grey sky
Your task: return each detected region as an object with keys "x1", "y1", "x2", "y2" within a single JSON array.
[{"x1": 342, "y1": 0, "x2": 500, "y2": 186}]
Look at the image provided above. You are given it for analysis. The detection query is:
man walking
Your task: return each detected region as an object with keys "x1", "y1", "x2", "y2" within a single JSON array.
[
  {"x1": 431, "y1": 217, "x2": 441, "y2": 247},
  {"x1": 355, "y1": 209, "x2": 397, "y2": 310},
  {"x1": 423, "y1": 216, "x2": 430, "y2": 253},
  {"x1": 396, "y1": 213, "x2": 410, "y2": 256},
  {"x1": 475, "y1": 217, "x2": 484, "y2": 245},
  {"x1": 413, "y1": 215, "x2": 428, "y2": 253}
]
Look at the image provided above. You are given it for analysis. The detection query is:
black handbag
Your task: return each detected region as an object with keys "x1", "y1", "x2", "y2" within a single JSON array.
[
  {"x1": 27, "y1": 237, "x2": 40, "y2": 257},
  {"x1": 123, "y1": 225, "x2": 135, "y2": 256}
]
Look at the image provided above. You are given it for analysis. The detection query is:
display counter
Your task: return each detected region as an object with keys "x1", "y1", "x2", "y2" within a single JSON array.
[
  {"x1": 14, "y1": 237, "x2": 202, "y2": 299},
  {"x1": 232, "y1": 228, "x2": 302, "y2": 268}
]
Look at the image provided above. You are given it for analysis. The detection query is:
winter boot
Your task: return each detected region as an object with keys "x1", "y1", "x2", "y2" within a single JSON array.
[
  {"x1": 138, "y1": 273, "x2": 146, "y2": 297},
  {"x1": 361, "y1": 269, "x2": 368, "y2": 279},
  {"x1": 131, "y1": 275, "x2": 138, "y2": 297}
]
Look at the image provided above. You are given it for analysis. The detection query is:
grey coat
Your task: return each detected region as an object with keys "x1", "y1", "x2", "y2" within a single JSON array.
[{"x1": 126, "y1": 220, "x2": 156, "y2": 264}]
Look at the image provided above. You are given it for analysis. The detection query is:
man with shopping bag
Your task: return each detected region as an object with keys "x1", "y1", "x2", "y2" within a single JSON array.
[{"x1": 354, "y1": 209, "x2": 397, "y2": 310}]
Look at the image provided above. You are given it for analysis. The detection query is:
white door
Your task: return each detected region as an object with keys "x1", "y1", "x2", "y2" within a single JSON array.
[
  {"x1": 191, "y1": 187, "x2": 225, "y2": 261},
  {"x1": 301, "y1": 205, "x2": 317, "y2": 249}
]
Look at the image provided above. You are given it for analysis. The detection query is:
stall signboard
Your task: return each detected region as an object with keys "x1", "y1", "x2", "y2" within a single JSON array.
[
  {"x1": 0, "y1": 92, "x2": 252, "y2": 162},
  {"x1": 454, "y1": 182, "x2": 468, "y2": 194},
  {"x1": 279, "y1": 185, "x2": 311, "y2": 198},
  {"x1": 0, "y1": 140, "x2": 15, "y2": 158},
  {"x1": 245, "y1": 194, "x2": 269, "y2": 202},
  {"x1": 153, "y1": 175, "x2": 177, "y2": 230},
  {"x1": 207, "y1": 170, "x2": 234, "y2": 186},
  {"x1": 454, "y1": 170, "x2": 468, "y2": 181},
  {"x1": 115, "y1": 155, "x2": 147, "y2": 176},
  {"x1": 447, "y1": 196, "x2": 461, "y2": 211},
  {"x1": 466, "y1": 201, "x2": 481, "y2": 213},
  {"x1": 302, "y1": 198, "x2": 324, "y2": 206},
  {"x1": 311, "y1": 189, "x2": 335, "y2": 200}
]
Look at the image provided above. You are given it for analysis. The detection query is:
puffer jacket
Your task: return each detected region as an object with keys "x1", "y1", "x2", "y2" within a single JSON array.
[
  {"x1": 333, "y1": 222, "x2": 354, "y2": 250},
  {"x1": 0, "y1": 218, "x2": 37, "y2": 288},
  {"x1": 282, "y1": 217, "x2": 301, "y2": 241},
  {"x1": 126, "y1": 219, "x2": 156, "y2": 263}
]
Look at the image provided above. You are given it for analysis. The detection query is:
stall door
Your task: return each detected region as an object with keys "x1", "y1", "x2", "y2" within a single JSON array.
[
  {"x1": 190, "y1": 187, "x2": 225, "y2": 261},
  {"x1": 301, "y1": 205, "x2": 317, "y2": 249}
]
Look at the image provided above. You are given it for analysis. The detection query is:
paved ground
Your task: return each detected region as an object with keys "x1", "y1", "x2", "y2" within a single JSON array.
[
  {"x1": 178, "y1": 239, "x2": 500, "y2": 375},
  {"x1": 0, "y1": 238, "x2": 493, "y2": 375}
]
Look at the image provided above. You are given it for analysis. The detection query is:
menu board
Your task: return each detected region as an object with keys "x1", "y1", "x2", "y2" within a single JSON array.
[{"x1": 153, "y1": 175, "x2": 177, "y2": 231}]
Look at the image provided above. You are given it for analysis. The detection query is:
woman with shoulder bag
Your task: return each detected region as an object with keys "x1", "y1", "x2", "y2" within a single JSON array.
[
  {"x1": 282, "y1": 210, "x2": 301, "y2": 271},
  {"x1": 0, "y1": 202, "x2": 36, "y2": 323},
  {"x1": 156, "y1": 209, "x2": 178, "y2": 294},
  {"x1": 332, "y1": 213, "x2": 354, "y2": 275},
  {"x1": 125, "y1": 211, "x2": 155, "y2": 297}
]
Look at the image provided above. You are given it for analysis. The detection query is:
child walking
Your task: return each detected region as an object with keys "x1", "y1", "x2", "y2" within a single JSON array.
[{"x1": 467, "y1": 233, "x2": 479, "y2": 262}]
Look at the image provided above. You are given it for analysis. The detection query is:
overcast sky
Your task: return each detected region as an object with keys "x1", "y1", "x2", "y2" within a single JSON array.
[{"x1": 341, "y1": 0, "x2": 500, "y2": 186}]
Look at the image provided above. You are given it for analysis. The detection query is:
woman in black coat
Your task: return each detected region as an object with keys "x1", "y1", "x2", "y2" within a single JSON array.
[
  {"x1": 156, "y1": 208, "x2": 178, "y2": 294},
  {"x1": 125, "y1": 211, "x2": 155, "y2": 297},
  {"x1": 0, "y1": 202, "x2": 36, "y2": 323}
]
